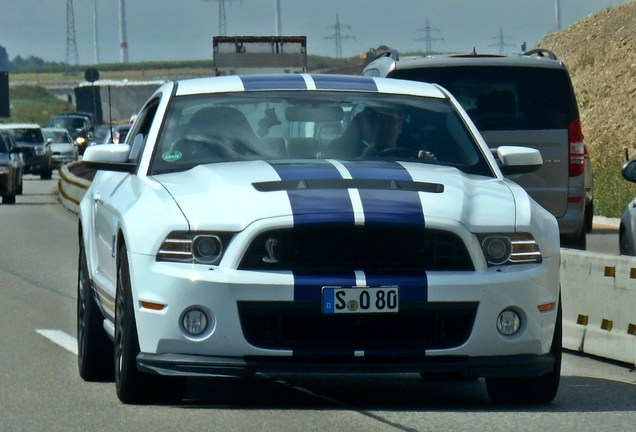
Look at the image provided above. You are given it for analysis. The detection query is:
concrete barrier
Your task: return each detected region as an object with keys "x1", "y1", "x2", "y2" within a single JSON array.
[
  {"x1": 56, "y1": 167, "x2": 635, "y2": 366},
  {"x1": 561, "y1": 249, "x2": 636, "y2": 365},
  {"x1": 58, "y1": 162, "x2": 91, "y2": 214}
]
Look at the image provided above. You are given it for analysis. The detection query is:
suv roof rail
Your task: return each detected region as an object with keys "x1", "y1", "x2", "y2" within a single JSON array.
[
  {"x1": 369, "y1": 49, "x2": 399, "y2": 63},
  {"x1": 523, "y1": 48, "x2": 558, "y2": 60}
]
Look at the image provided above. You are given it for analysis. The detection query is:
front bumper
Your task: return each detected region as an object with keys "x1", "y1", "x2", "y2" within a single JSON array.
[
  {"x1": 137, "y1": 352, "x2": 556, "y2": 379},
  {"x1": 127, "y1": 249, "x2": 560, "y2": 378}
]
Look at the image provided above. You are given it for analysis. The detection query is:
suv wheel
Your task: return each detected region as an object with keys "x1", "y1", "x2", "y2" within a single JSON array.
[
  {"x1": 2, "y1": 190, "x2": 16, "y2": 204},
  {"x1": 40, "y1": 165, "x2": 52, "y2": 180}
]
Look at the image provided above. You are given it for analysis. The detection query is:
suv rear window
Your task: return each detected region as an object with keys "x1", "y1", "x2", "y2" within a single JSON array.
[
  {"x1": 390, "y1": 66, "x2": 578, "y2": 131},
  {"x1": 9, "y1": 128, "x2": 44, "y2": 144}
]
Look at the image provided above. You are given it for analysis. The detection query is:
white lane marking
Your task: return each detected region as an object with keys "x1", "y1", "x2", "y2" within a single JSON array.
[{"x1": 36, "y1": 329, "x2": 78, "y2": 355}]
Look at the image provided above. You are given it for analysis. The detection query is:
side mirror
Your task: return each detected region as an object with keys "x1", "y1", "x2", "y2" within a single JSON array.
[
  {"x1": 46, "y1": 138, "x2": 54, "y2": 145},
  {"x1": 493, "y1": 146, "x2": 543, "y2": 175},
  {"x1": 83, "y1": 143, "x2": 136, "y2": 173}
]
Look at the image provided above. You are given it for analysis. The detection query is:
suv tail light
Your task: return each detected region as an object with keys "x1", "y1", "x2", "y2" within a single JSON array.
[{"x1": 569, "y1": 118, "x2": 585, "y2": 177}]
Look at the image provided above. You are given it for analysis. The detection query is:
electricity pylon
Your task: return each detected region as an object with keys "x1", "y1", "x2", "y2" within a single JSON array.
[{"x1": 324, "y1": 14, "x2": 355, "y2": 59}]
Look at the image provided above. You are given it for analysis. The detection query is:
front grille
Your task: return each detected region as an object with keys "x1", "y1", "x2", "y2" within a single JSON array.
[
  {"x1": 239, "y1": 225, "x2": 473, "y2": 272},
  {"x1": 238, "y1": 301, "x2": 477, "y2": 351}
]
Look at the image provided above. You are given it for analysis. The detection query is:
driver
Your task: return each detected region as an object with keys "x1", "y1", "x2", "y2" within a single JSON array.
[
  {"x1": 320, "y1": 107, "x2": 405, "y2": 159},
  {"x1": 360, "y1": 108, "x2": 405, "y2": 157}
]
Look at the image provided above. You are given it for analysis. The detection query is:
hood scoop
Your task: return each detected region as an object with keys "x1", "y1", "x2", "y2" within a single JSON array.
[{"x1": 253, "y1": 178, "x2": 444, "y2": 193}]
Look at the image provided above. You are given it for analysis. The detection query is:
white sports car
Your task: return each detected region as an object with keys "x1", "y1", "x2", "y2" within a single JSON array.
[{"x1": 77, "y1": 74, "x2": 561, "y2": 404}]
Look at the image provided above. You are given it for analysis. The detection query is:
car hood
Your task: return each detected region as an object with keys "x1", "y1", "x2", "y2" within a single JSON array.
[
  {"x1": 50, "y1": 143, "x2": 75, "y2": 152},
  {"x1": 155, "y1": 160, "x2": 518, "y2": 232}
]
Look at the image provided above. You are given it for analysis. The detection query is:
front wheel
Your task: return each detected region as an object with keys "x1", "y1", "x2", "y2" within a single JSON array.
[
  {"x1": 486, "y1": 302, "x2": 562, "y2": 404},
  {"x1": 77, "y1": 234, "x2": 114, "y2": 381},
  {"x1": 115, "y1": 243, "x2": 185, "y2": 404}
]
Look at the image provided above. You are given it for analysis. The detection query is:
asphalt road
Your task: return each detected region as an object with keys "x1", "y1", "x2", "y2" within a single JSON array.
[{"x1": 2, "y1": 174, "x2": 636, "y2": 432}]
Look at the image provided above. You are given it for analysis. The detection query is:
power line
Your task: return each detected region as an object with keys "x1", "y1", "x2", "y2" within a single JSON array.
[
  {"x1": 489, "y1": 27, "x2": 514, "y2": 55},
  {"x1": 202, "y1": 0, "x2": 241, "y2": 36},
  {"x1": 65, "y1": 0, "x2": 79, "y2": 66},
  {"x1": 324, "y1": 14, "x2": 355, "y2": 59},
  {"x1": 415, "y1": 18, "x2": 443, "y2": 54}
]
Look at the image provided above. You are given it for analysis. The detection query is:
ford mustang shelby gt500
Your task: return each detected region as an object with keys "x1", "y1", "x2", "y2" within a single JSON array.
[{"x1": 78, "y1": 74, "x2": 561, "y2": 404}]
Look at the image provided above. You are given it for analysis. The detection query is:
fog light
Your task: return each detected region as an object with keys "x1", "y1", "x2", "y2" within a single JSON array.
[
  {"x1": 496, "y1": 309, "x2": 521, "y2": 336},
  {"x1": 182, "y1": 308, "x2": 208, "y2": 336}
]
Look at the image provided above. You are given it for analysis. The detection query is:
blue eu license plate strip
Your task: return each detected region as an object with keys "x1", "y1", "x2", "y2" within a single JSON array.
[{"x1": 322, "y1": 286, "x2": 399, "y2": 314}]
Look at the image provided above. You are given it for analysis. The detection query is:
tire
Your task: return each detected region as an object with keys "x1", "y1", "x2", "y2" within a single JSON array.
[
  {"x1": 2, "y1": 191, "x2": 16, "y2": 204},
  {"x1": 77, "y1": 235, "x2": 114, "y2": 381},
  {"x1": 114, "y1": 243, "x2": 185, "y2": 404},
  {"x1": 486, "y1": 302, "x2": 562, "y2": 404},
  {"x1": 584, "y1": 201, "x2": 594, "y2": 233},
  {"x1": 560, "y1": 229, "x2": 586, "y2": 250},
  {"x1": 619, "y1": 225, "x2": 634, "y2": 256},
  {"x1": 40, "y1": 167, "x2": 52, "y2": 180}
]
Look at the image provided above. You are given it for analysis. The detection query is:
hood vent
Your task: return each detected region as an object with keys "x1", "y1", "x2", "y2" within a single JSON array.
[{"x1": 253, "y1": 178, "x2": 444, "y2": 193}]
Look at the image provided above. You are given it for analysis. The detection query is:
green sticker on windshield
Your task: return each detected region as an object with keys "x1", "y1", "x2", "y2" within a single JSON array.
[{"x1": 162, "y1": 150, "x2": 182, "y2": 162}]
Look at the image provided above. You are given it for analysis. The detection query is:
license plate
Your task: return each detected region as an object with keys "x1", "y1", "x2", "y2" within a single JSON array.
[{"x1": 322, "y1": 286, "x2": 399, "y2": 314}]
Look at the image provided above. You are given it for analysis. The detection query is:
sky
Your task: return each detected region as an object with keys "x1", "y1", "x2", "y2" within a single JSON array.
[{"x1": 0, "y1": 0, "x2": 629, "y2": 65}]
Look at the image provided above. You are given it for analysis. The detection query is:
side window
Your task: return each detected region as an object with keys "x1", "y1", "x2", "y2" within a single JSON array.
[{"x1": 128, "y1": 98, "x2": 160, "y2": 163}]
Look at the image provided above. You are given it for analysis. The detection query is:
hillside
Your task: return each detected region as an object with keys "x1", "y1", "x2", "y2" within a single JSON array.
[{"x1": 537, "y1": 0, "x2": 636, "y2": 217}]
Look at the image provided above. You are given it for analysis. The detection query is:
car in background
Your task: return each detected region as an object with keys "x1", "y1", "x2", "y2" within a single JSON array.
[
  {"x1": 89, "y1": 124, "x2": 111, "y2": 147},
  {"x1": 48, "y1": 112, "x2": 94, "y2": 155},
  {"x1": 43, "y1": 127, "x2": 78, "y2": 168},
  {"x1": 102, "y1": 124, "x2": 131, "y2": 144},
  {"x1": 0, "y1": 130, "x2": 24, "y2": 203},
  {"x1": 87, "y1": 124, "x2": 131, "y2": 147},
  {"x1": 363, "y1": 49, "x2": 589, "y2": 249},
  {"x1": 78, "y1": 74, "x2": 561, "y2": 405},
  {"x1": 619, "y1": 160, "x2": 636, "y2": 255},
  {"x1": 0, "y1": 123, "x2": 52, "y2": 179}
]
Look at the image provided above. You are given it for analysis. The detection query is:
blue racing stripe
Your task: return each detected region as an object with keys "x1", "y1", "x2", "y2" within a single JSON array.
[
  {"x1": 364, "y1": 271, "x2": 428, "y2": 302},
  {"x1": 344, "y1": 161, "x2": 425, "y2": 226},
  {"x1": 269, "y1": 162, "x2": 354, "y2": 225},
  {"x1": 293, "y1": 272, "x2": 357, "y2": 302},
  {"x1": 240, "y1": 75, "x2": 307, "y2": 91},
  {"x1": 312, "y1": 75, "x2": 378, "y2": 92}
]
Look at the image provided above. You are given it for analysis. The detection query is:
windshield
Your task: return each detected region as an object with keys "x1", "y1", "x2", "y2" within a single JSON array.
[
  {"x1": 43, "y1": 130, "x2": 72, "y2": 143},
  {"x1": 150, "y1": 91, "x2": 491, "y2": 176},
  {"x1": 49, "y1": 117, "x2": 88, "y2": 130}
]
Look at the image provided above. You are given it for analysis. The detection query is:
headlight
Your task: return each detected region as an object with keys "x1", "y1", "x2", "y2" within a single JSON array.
[
  {"x1": 34, "y1": 145, "x2": 46, "y2": 156},
  {"x1": 478, "y1": 233, "x2": 541, "y2": 266},
  {"x1": 156, "y1": 231, "x2": 232, "y2": 265}
]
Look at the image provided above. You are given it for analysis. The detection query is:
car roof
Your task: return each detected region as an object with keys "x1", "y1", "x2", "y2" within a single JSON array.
[
  {"x1": 172, "y1": 74, "x2": 448, "y2": 99},
  {"x1": 392, "y1": 54, "x2": 567, "y2": 71},
  {"x1": 43, "y1": 127, "x2": 71, "y2": 133},
  {"x1": 0, "y1": 123, "x2": 41, "y2": 129}
]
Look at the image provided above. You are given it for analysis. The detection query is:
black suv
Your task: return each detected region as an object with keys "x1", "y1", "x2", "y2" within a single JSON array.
[
  {"x1": 0, "y1": 124, "x2": 53, "y2": 180},
  {"x1": 363, "y1": 49, "x2": 589, "y2": 249}
]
